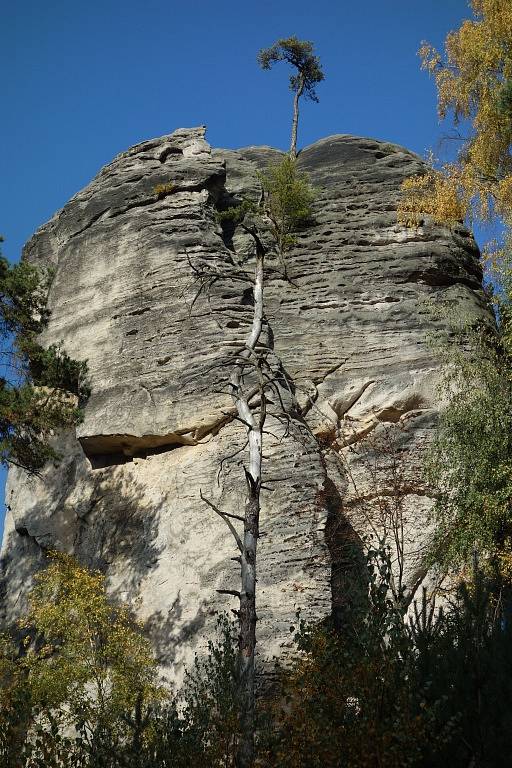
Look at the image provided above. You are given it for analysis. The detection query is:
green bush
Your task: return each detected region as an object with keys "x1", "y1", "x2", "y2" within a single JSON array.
[
  {"x1": 260, "y1": 154, "x2": 314, "y2": 258},
  {"x1": 427, "y1": 316, "x2": 512, "y2": 569},
  {"x1": 263, "y1": 543, "x2": 512, "y2": 768}
]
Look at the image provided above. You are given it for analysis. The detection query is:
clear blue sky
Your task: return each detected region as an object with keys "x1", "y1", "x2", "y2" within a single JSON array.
[{"x1": 0, "y1": 0, "x2": 476, "y2": 537}]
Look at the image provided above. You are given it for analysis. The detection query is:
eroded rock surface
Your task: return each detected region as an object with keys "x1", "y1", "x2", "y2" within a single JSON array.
[{"x1": 0, "y1": 127, "x2": 489, "y2": 678}]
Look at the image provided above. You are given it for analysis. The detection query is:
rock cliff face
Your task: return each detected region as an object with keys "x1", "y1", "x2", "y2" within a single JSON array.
[{"x1": 0, "y1": 127, "x2": 488, "y2": 679}]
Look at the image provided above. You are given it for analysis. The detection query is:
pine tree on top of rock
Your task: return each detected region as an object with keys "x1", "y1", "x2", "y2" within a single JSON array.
[{"x1": 258, "y1": 36, "x2": 324, "y2": 158}]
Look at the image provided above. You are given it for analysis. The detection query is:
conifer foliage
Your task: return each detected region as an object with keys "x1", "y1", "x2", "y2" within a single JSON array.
[
  {"x1": 0, "y1": 239, "x2": 88, "y2": 473},
  {"x1": 258, "y1": 37, "x2": 324, "y2": 157}
]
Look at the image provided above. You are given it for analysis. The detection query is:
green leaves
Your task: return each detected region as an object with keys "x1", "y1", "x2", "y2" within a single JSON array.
[
  {"x1": 265, "y1": 543, "x2": 512, "y2": 768},
  {"x1": 0, "y1": 570, "x2": 240, "y2": 768},
  {"x1": 257, "y1": 36, "x2": 324, "y2": 101},
  {"x1": 265, "y1": 541, "x2": 437, "y2": 768},
  {"x1": 427, "y1": 315, "x2": 512, "y2": 568},
  {"x1": 22, "y1": 552, "x2": 161, "y2": 715},
  {"x1": 1, "y1": 552, "x2": 166, "y2": 767},
  {"x1": 260, "y1": 155, "x2": 314, "y2": 242},
  {"x1": 216, "y1": 199, "x2": 257, "y2": 226},
  {"x1": 2, "y1": 550, "x2": 512, "y2": 766},
  {"x1": 0, "y1": 256, "x2": 51, "y2": 337},
  {"x1": 258, "y1": 35, "x2": 324, "y2": 154},
  {"x1": 216, "y1": 156, "x2": 314, "y2": 279},
  {"x1": 20, "y1": 341, "x2": 89, "y2": 399}
]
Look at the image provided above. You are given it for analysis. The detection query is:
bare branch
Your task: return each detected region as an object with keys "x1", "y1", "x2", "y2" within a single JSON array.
[
  {"x1": 222, "y1": 511, "x2": 246, "y2": 522},
  {"x1": 218, "y1": 438, "x2": 250, "y2": 483},
  {"x1": 216, "y1": 589, "x2": 241, "y2": 599},
  {"x1": 200, "y1": 489, "x2": 243, "y2": 553}
]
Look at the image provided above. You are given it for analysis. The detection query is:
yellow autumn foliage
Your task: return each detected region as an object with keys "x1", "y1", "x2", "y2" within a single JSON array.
[
  {"x1": 399, "y1": 0, "x2": 512, "y2": 234},
  {"x1": 20, "y1": 552, "x2": 164, "y2": 730},
  {"x1": 153, "y1": 182, "x2": 175, "y2": 199},
  {"x1": 398, "y1": 168, "x2": 466, "y2": 227}
]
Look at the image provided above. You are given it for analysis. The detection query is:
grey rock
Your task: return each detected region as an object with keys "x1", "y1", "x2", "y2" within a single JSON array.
[{"x1": 1, "y1": 127, "x2": 490, "y2": 678}]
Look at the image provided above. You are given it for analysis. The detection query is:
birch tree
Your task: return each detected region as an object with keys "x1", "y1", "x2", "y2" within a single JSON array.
[
  {"x1": 258, "y1": 37, "x2": 324, "y2": 158},
  {"x1": 397, "y1": 0, "x2": 512, "y2": 571},
  {"x1": 398, "y1": 0, "x2": 512, "y2": 252}
]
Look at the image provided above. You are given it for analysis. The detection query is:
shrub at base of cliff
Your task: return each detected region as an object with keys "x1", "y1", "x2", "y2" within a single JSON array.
[
  {"x1": 179, "y1": 616, "x2": 241, "y2": 766},
  {"x1": 422, "y1": 564, "x2": 512, "y2": 768},
  {"x1": 0, "y1": 555, "x2": 241, "y2": 768},
  {"x1": 3, "y1": 547, "x2": 512, "y2": 767},
  {"x1": 0, "y1": 634, "x2": 32, "y2": 766},
  {"x1": 0, "y1": 552, "x2": 165, "y2": 767},
  {"x1": 263, "y1": 546, "x2": 512, "y2": 768},
  {"x1": 262, "y1": 541, "x2": 439, "y2": 768}
]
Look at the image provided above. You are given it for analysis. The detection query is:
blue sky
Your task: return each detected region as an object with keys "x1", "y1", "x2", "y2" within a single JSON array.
[{"x1": 0, "y1": 0, "x2": 476, "y2": 536}]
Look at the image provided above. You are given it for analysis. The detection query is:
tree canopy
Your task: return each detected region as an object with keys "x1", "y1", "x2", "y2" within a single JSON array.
[
  {"x1": 398, "y1": 0, "x2": 512, "y2": 573},
  {"x1": 398, "y1": 0, "x2": 512, "y2": 242},
  {"x1": 257, "y1": 36, "x2": 324, "y2": 103},
  {"x1": 258, "y1": 36, "x2": 324, "y2": 156}
]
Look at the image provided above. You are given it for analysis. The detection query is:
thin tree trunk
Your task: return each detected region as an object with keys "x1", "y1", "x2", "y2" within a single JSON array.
[
  {"x1": 290, "y1": 74, "x2": 305, "y2": 157},
  {"x1": 232, "y1": 231, "x2": 265, "y2": 768}
]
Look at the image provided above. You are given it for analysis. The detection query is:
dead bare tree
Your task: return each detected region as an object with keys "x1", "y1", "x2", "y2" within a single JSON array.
[
  {"x1": 190, "y1": 159, "x2": 314, "y2": 767},
  {"x1": 198, "y1": 222, "x2": 266, "y2": 768}
]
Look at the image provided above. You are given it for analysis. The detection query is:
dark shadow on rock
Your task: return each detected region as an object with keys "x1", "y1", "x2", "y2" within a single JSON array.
[
  {"x1": 0, "y1": 526, "x2": 46, "y2": 630},
  {"x1": 74, "y1": 467, "x2": 164, "y2": 600},
  {"x1": 144, "y1": 593, "x2": 210, "y2": 667},
  {"x1": 322, "y1": 477, "x2": 366, "y2": 631}
]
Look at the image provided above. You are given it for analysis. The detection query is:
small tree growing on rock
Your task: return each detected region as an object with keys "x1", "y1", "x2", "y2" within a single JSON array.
[
  {"x1": 259, "y1": 156, "x2": 314, "y2": 278},
  {"x1": 258, "y1": 37, "x2": 324, "y2": 158}
]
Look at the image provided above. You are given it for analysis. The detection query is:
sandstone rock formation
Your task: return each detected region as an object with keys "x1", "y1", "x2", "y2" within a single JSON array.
[{"x1": 0, "y1": 127, "x2": 489, "y2": 679}]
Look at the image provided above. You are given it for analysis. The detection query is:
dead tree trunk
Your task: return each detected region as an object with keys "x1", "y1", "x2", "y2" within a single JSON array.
[
  {"x1": 232, "y1": 227, "x2": 265, "y2": 768},
  {"x1": 197, "y1": 160, "x2": 313, "y2": 764},
  {"x1": 200, "y1": 226, "x2": 267, "y2": 768}
]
